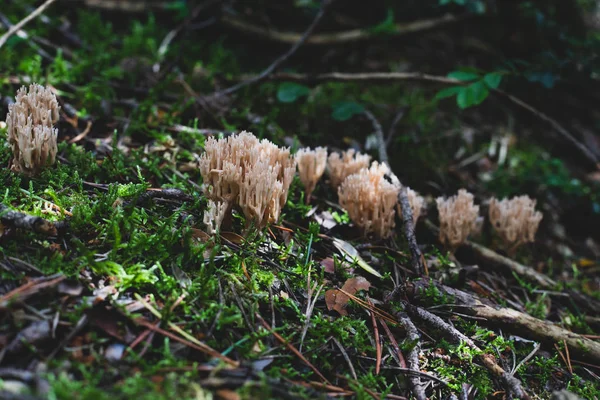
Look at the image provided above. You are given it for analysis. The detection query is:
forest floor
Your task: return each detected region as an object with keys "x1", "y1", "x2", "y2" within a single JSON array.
[{"x1": 0, "y1": 1, "x2": 599, "y2": 399}]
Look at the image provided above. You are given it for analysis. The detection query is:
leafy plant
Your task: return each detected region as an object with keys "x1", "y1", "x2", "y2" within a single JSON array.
[
  {"x1": 277, "y1": 82, "x2": 310, "y2": 103},
  {"x1": 436, "y1": 70, "x2": 504, "y2": 109},
  {"x1": 331, "y1": 101, "x2": 365, "y2": 121}
]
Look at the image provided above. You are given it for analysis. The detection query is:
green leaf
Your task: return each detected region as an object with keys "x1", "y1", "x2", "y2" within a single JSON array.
[
  {"x1": 277, "y1": 82, "x2": 310, "y2": 103},
  {"x1": 456, "y1": 87, "x2": 471, "y2": 109},
  {"x1": 331, "y1": 101, "x2": 365, "y2": 121},
  {"x1": 369, "y1": 9, "x2": 396, "y2": 34},
  {"x1": 435, "y1": 86, "x2": 463, "y2": 100},
  {"x1": 470, "y1": 81, "x2": 490, "y2": 105},
  {"x1": 447, "y1": 71, "x2": 480, "y2": 82},
  {"x1": 457, "y1": 81, "x2": 489, "y2": 109},
  {"x1": 483, "y1": 72, "x2": 503, "y2": 89}
]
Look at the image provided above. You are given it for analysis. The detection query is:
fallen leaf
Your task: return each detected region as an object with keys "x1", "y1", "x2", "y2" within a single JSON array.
[
  {"x1": 216, "y1": 389, "x2": 241, "y2": 400},
  {"x1": 190, "y1": 228, "x2": 210, "y2": 244},
  {"x1": 325, "y1": 276, "x2": 371, "y2": 316},
  {"x1": 220, "y1": 231, "x2": 245, "y2": 245},
  {"x1": 320, "y1": 257, "x2": 336, "y2": 274}
]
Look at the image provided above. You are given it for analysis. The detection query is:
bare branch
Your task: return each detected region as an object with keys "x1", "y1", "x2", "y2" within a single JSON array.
[
  {"x1": 0, "y1": 0, "x2": 58, "y2": 50},
  {"x1": 221, "y1": 13, "x2": 470, "y2": 45}
]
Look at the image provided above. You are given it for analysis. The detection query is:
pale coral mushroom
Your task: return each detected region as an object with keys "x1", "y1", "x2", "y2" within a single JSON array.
[
  {"x1": 203, "y1": 200, "x2": 227, "y2": 235},
  {"x1": 327, "y1": 149, "x2": 371, "y2": 188},
  {"x1": 198, "y1": 131, "x2": 296, "y2": 231},
  {"x1": 6, "y1": 84, "x2": 60, "y2": 175},
  {"x1": 436, "y1": 189, "x2": 480, "y2": 251},
  {"x1": 489, "y1": 195, "x2": 543, "y2": 254},
  {"x1": 338, "y1": 162, "x2": 400, "y2": 239},
  {"x1": 296, "y1": 146, "x2": 327, "y2": 203}
]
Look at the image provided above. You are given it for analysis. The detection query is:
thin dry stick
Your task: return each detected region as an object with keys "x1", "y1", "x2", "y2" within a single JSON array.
[
  {"x1": 368, "y1": 298, "x2": 382, "y2": 375},
  {"x1": 263, "y1": 71, "x2": 599, "y2": 167},
  {"x1": 215, "y1": 0, "x2": 333, "y2": 97},
  {"x1": 337, "y1": 288, "x2": 397, "y2": 324},
  {"x1": 256, "y1": 313, "x2": 330, "y2": 384},
  {"x1": 46, "y1": 314, "x2": 88, "y2": 361},
  {"x1": 332, "y1": 337, "x2": 358, "y2": 380},
  {"x1": 407, "y1": 279, "x2": 600, "y2": 363},
  {"x1": 404, "y1": 302, "x2": 530, "y2": 400},
  {"x1": 0, "y1": 274, "x2": 65, "y2": 306},
  {"x1": 563, "y1": 339, "x2": 573, "y2": 375},
  {"x1": 134, "y1": 294, "x2": 238, "y2": 366},
  {"x1": 135, "y1": 317, "x2": 238, "y2": 366},
  {"x1": 425, "y1": 219, "x2": 556, "y2": 288},
  {"x1": 299, "y1": 279, "x2": 324, "y2": 352},
  {"x1": 0, "y1": 0, "x2": 58, "y2": 49},
  {"x1": 397, "y1": 313, "x2": 427, "y2": 400},
  {"x1": 512, "y1": 342, "x2": 540, "y2": 376},
  {"x1": 0, "y1": 204, "x2": 65, "y2": 235},
  {"x1": 379, "y1": 318, "x2": 407, "y2": 368},
  {"x1": 221, "y1": 12, "x2": 468, "y2": 45},
  {"x1": 364, "y1": 109, "x2": 424, "y2": 275}
]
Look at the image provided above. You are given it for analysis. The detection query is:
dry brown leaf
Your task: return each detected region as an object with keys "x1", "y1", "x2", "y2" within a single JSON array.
[
  {"x1": 325, "y1": 276, "x2": 371, "y2": 316},
  {"x1": 320, "y1": 257, "x2": 336, "y2": 274},
  {"x1": 216, "y1": 389, "x2": 241, "y2": 400},
  {"x1": 220, "y1": 231, "x2": 245, "y2": 245}
]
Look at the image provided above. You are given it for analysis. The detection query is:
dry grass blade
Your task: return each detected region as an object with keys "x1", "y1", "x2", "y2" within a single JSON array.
[
  {"x1": 255, "y1": 313, "x2": 330, "y2": 384},
  {"x1": 336, "y1": 287, "x2": 397, "y2": 324},
  {"x1": 368, "y1": 298, "x2": 382, "y2": 375},
  {"x1": 0, "y1": 274, "x2": 65, "y2": 307},
  {"x1": 134, "y1": 293, "x2": 238, "y2": 367}
]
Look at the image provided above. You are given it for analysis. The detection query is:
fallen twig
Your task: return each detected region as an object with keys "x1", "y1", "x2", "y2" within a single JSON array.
[
  {"x1": 403, "y1": 301, "x2": 530, "y2": 399},
  {"x1": 407, "y1": 279, "x2": 600, "y2": 364},
  {"x1": 213, "y1": 0, "x2": 333, "y2": 98},
  {"x1": 221, "y1": 12, "x2": 468, "y2": 45},
  {"x1": 0, "y1": 273, "x2": 65, "y2": 308},
  {"x1": 0, "y1": 204, "x2": 66, "y2": 236},
  {"x1": 425, "y1": 219, "x2": 556, "y2": 288},
  {"x1": 134, "y1": 294, "x2": 238, "y2": 366},
  {"x1": 332, "y1": 337, "x2": 357, "y2": 380},
  {"x1": 46, "y1": 314, "x2": 89, "y2": 361},
  {"x1": 463, "y1": 239, "x2": 556, "y2": 288},
  {"x1": 256, "y1": 312, "x2": 330, "y2": 384},
  {"x1": 397, "y1": 313, "x2": 427, "y2": 400},
  {"x1": 0, "y1": 0, "x2": 58, "y2": 49},
  {"x1": 368, "y1": 298, "x2": 382, "y2": 374}
]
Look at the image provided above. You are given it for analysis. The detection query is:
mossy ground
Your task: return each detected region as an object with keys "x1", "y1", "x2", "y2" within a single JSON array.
[{"x1": 0, "y1": 1, "x2": 599, "y2": 399}]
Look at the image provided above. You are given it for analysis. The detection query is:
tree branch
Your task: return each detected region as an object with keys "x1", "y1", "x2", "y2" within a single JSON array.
[
  {"x1": 214, "y1": 0, "x2": 333, "y2": 97},
  {"x1": 221, "y1": 13, "x2": 470, "y2": 45},
  {"x1": 0, "y1": 0, "x2": 58, "y2": 50},
  {"x1": 406, "y1": 279, "x2": 600, "y2": 364},
  {"x1": 0, "y1": 204, "x2": 65, "y2": 235}
]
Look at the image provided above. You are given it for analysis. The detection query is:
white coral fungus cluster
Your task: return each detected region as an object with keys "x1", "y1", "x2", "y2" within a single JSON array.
[
  {"x1": 6, "y1": 84, "x2": 60, "y2": 175},
  {"x1": 199, "y1": 131, "x2": 296, "y2": 232},
  {"x1": 338, "y1": 162, "x2": 400, "y2": 239},
  {"x1": 489, "y1": 195, "x2": 543, "y2": 252},
  {"x1": 327, "y1": 149, "x2": 371, "y2": 188},
  {"x1": 296, "y1": 146, "x2": 327, "y2": 202},
  {"x1": 436, "y1": 189, "x2": 480, "y2": 249}
]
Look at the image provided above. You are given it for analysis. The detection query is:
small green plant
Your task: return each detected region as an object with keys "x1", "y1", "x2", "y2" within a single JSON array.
[{"x1": 436, "y1": 69, "x2": 504, "y2": 109}]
